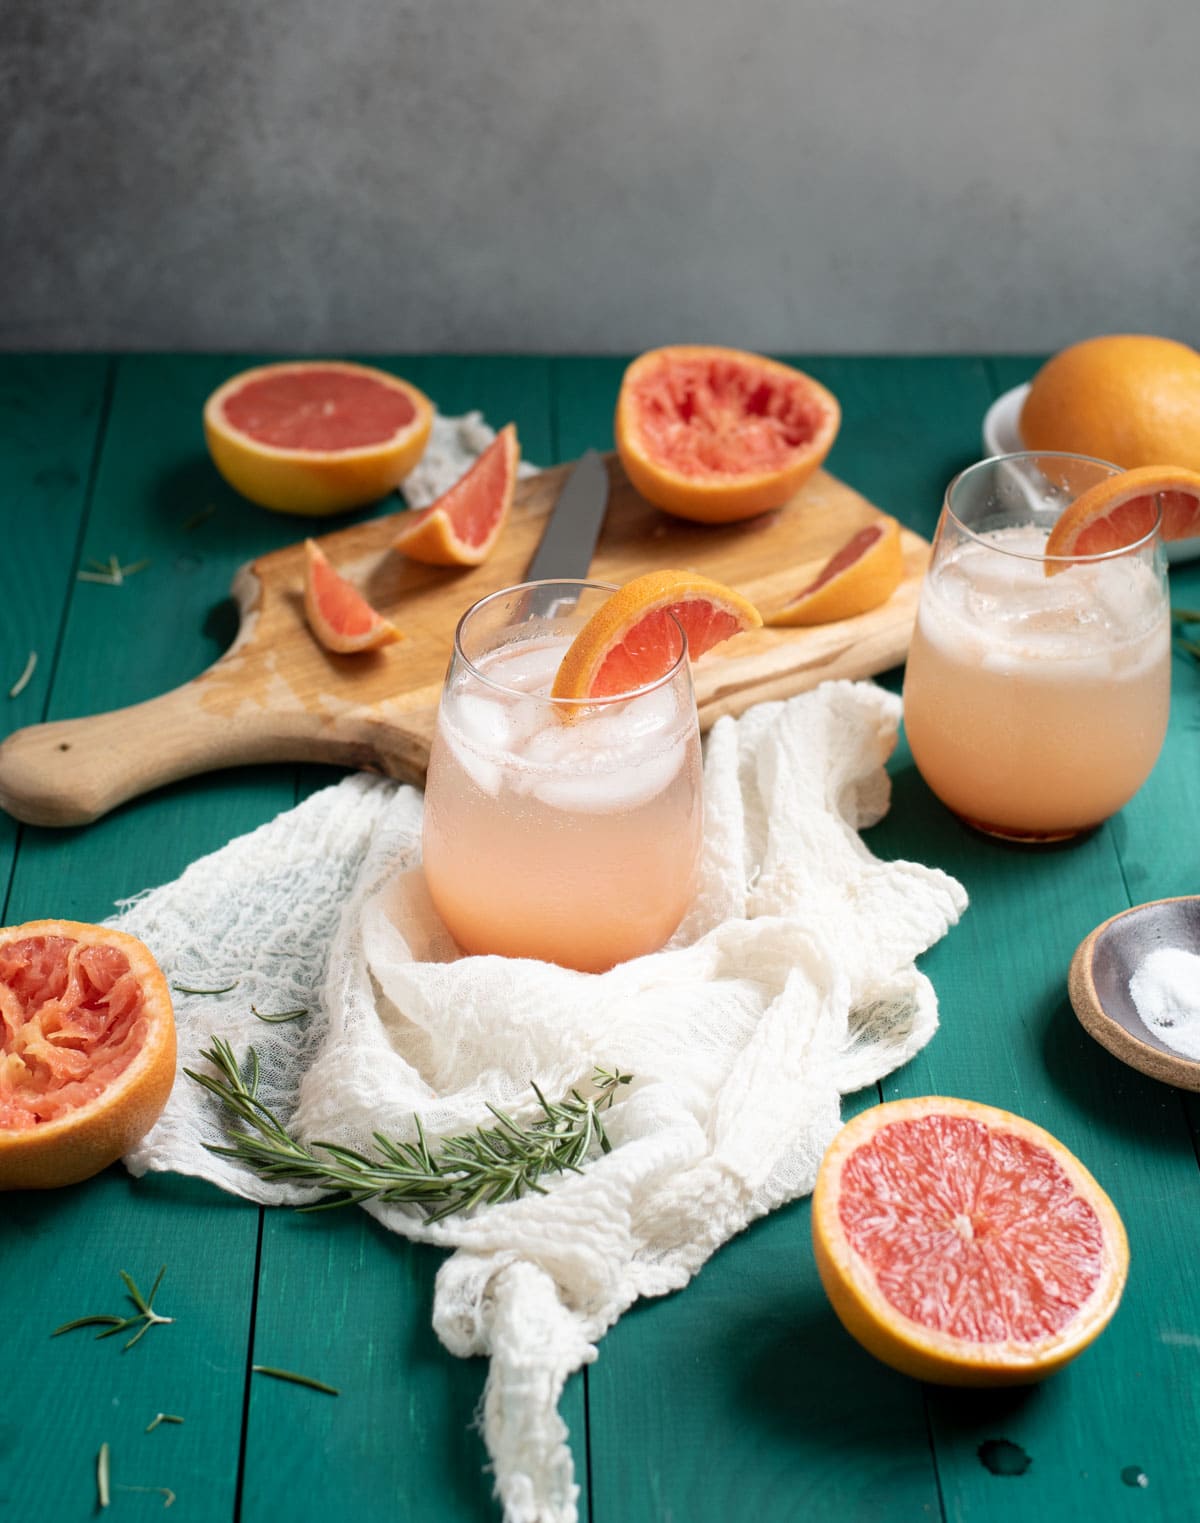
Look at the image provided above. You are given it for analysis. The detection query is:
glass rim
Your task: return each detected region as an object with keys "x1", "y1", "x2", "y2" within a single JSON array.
[
  {"x1": 451, "y1": 577, "x2": 692, "y2": 706},
  {"x1": 944, "y1": 451, "x2": 1164, "y2": 564}
]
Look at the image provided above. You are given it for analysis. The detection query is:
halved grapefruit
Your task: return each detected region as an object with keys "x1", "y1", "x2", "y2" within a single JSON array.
[
  {"x1": 204, "y1": 361, "x2": 434, "y2": 516},
  {"x1": 1043, "y1": 464, "x2": 1200, "y2": 572},
  {"x1": 391, "y1": 424, "x2": 519, "y2": 566},
  {"x1": 303, "y1": 539, "x2": 402, "y2": 654},
  {"x1": 0, "y1": 921, "x2": 177, "y2": 1190},
  {"x1": 812, "y1": 1096, "x2": 1129, "y2": 1386},
  {"x1": 550, "y1": 569, "x2": 762, "y2": 701},
  {"x1": 767, "y1": 517, "x2": 904, "y2": 626},
  {"x1": 615, "y1": 345, "x2": 841, "y2": 523}
]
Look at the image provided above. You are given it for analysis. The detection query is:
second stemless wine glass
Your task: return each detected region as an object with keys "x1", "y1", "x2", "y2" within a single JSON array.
[
  {"x1": 902, "y1": 453, "x2": 1171, "y2": 842},
  {"x1": 421, "y1": 580, "x2": 704, "y2": 973}
]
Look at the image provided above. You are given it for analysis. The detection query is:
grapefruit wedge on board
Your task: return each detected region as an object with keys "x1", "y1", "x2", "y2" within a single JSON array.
[
  {"x1": 0, "y1": 920, "x2": 177, "y2": 1189},
  {"x1": 391, "y1": 424, "x2": 519, "y2": 566},
  {"x1": 615, "y1": 345, "x2": 841, "y2": 523},
  {"x1": 767, "y1": 516, "x2": 904, "y2": 626},
  {"x1": 303, "y1": 539, "x2": 402, "y2": 654},
  {"x1": 550, "y1": 570, "x2": 762, "y2": 701},
  {"x1": 204, "y1": 360, "x2": 433, "y2": 516},
  {"x1": 1043, "y1": 464, "x2": 1200, "y2": 571},
  {"x1": 812, "y1": 1096, "x2": 1129, "y2": 1386}
]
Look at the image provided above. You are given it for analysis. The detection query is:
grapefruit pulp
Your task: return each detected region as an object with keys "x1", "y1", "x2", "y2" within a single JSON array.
[
  {"x1": 391, "y1": 424, "x2": 519, "y2": 566},
  {"x1": 550, "y1": 570, "x2": 762, "y2": 701},
  {"x1": 204, "y1": 361, "x2": 434, "y2": 516},
  {"x1": 1043, "y1": 464, "x2": 1200, "y2": 571},
  {"x1": 303, "y1": 539, "x2": 402, "y2": 654},
  {"x1": 767, "y1": 517, "x2": 904, "y2": 626},
  {"x1": 615, "y1": 345, "x2": 841, "y2": 523},
  {"x1": 1020, "y1": 334, "x2": 1200, "y2": 473},
  {"x1": 0, "y1": 921, "x2": 177, "y2": 1190},
  {"x1": 812, "y1": 1096, "x2": 1129, "y2": 1386}
]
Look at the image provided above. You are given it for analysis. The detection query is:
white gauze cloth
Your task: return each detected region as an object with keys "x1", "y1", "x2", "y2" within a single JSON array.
[{"x1": 118, "y1": 681, "x2": 966, "y2": 1523}]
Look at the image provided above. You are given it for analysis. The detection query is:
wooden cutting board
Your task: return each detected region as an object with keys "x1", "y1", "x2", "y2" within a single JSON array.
[{"x1": 0, "y1": 456, "x2": 928, "y2": 826}]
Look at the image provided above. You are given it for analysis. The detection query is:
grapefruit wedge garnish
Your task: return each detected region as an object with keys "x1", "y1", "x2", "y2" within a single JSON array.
[
  {"x1": 766, "y1": 516, "x2": 904, "y2": 626},
  {"x1": 615, "y1": 345, "x2": 841, "y2": 524},
  {"x1": 391, "y1": 424, "x2": 519, "y2": 567},
  {"x1": 812, "y1": 1096, "x2": 1129, "y2": 1387},
  {"x1": 303, "y1": 539, "x2": 402, "y2": 654},
  {"x1": 550, "y1": 570, "x2": 762, "y2": 701},
  {"x1": 204, "y1": 360, "x2": 434, "y2": 517},
  {"x1": 1043, "y1": 464, "x2": 1200, "y2": 573},
  {"x1": 0, "y1": 920, "x2": 177, "y2": 1190}
]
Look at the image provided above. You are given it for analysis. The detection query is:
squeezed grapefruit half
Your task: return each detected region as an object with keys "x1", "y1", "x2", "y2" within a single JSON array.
[
  {"x1": 0, "y1": 921, "x2": 176, "y2": 1190},
  {"x1": 812, "y1": 1096, "x2": 1129, "y2": 1386},
  {"x1": 615, "y1": 345, "x2": 841, "y2": 523},
  {"x1": 204, "y1": 361, "x2": 433, "y2": 516}
]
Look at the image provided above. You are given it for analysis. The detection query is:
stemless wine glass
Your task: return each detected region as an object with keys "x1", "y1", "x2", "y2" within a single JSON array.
[
  {"x1": 421, "y1": 580, "x2": 704, "y2": 972},
  {"x1": 902, "y1": 453, "x2": 1171, "y2": 842}
]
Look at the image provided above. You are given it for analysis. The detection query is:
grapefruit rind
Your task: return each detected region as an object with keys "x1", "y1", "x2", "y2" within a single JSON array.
[
  {"x1": 391, "y1": 424, "x2": 519, "y2": 567},
  {"x1": 549, "y1": 570, "x2": 763, "y2": 703},
  {"x1": 204, "y1": 361, "x2": 434, "y2": 517},
  {"x1": 615, "y1": 345, "x2": 842, "y2": 524},
  {"x1": 303, "y1": 540, "x2": 402, "y2": 654},
  {"x1": 767, "y1": 517, "x2": 904, "y2": 626},
  {"x1": 811, "y1": 1095, "x2": 1129, "y2": 1387},
  {"x1": 1043, "y1": 464, "x2": 1200, "y2": 574},
  {"x1": 0, "y1": 920, "x2": 177, "y2": 1191}
]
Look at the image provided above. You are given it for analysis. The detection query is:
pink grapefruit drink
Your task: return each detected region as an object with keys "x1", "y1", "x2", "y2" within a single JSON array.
[
  {"x1": 422, "y1": 582, "x2": 703, "y2": 972},
  {"x1": 903, "y1": 455, "x2": 1170, "y2": 841}
]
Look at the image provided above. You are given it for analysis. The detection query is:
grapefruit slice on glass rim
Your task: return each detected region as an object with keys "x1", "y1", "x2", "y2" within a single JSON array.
[
  {"x1": 812, "y1": 1096, "x2": 1129, "y2": 1386},
  {"x1": 391, "y1": 424, "x2": 519, "y2": 567},
  {"x1": 615, "y1": 345, "x2": 841, "y2": 523},
  {"x1": 0, "y1": 920, "x2": 177, "y2": 1190},
  {"x1": 767, "y1": 516, "x2": 904, "y2": 626},
  {"x1": 1043, "y1": 464, "x2": 1200, "y2": 571},
  {"x1": 550, "y1": 569, "x2": 762, "y2": 701},
  {"x1": 204, "y1": 360, "x2": 434, "y2": 517},
  {"x1": 303, "y1": 539, "x2": 402, "y2": 654}
]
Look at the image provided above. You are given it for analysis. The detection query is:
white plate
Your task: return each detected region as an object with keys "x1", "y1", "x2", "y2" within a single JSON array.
[{"x1": 982, "y1": 383, "x2": 1199, "y2": 564}]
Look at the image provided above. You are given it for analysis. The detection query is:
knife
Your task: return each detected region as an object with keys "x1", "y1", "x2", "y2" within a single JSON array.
[{"x1": 523, "y1": 448, "x2": 609, "y2": 601}]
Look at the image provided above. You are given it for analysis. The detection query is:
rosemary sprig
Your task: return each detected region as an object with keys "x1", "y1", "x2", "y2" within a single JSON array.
[
  {"x1": 186, "y1": 1038, "x2": 632, "y2": 1222},
  {"x1": 8, "y1": 650, "x2": 36, "y2": 699},
  {"x1": 252, "y1": 1364, "x2": 339, "y2": 1395},
  {"x1": 251, "y1": 1004, "x2": 308, "y2": 1024},
  {"x1": 98, "y1": 1442, "x2": 111, "y2": 1509},
  {"x1": 52, "y1": 1266, "x2": 173, "y2": 1350},
  {"x1": 76, "y1": 554, "x2": 150, "y2": 586},
  {"x1": 145, "y1": 1414, "x2": 184, "y2": 1433},
  {"x1": 182, "y1": 503, "x2": 217, "y2": 531},
  {"x1": 1171, "y1": 607, "x2": 1200, "y2": 623},
  {"x1": 172, "y1": 980, "x2": 239, "y2": 995}
]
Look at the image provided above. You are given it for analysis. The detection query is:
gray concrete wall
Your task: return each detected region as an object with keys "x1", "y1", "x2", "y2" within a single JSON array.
[{"x1": 4, "y1": 0, "x2": 1198, "y2": 353}]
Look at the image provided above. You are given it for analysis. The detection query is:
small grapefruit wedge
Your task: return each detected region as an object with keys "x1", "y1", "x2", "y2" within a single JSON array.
[
  {"x1": 767, "y1": 517, "x2": 904, "y2": 626},
  {"x1": 1043, "y1": 464, "x2": 1200, "y2": 572},
  {"x1": 204, "y1": 361, "x2": 433, "y2": 516},
  {"x1": 615, "y1": 345, "x2": 841, "y2": 523},
  {"x1": 812, "y1": 1096, "x2": 1129, "y2": 1387},
  {"x1": 550, "y1": 570, "x2": 762, "y2": 701},
  {"x1": 391, "y1": 424, "x2": 519, "y2": 566},
  {"x1": 303, "y1": 539, "x2": 402, "y2": 654},
  {"x1": 0, "y1": 920, "x2": 177, "y2": 1190}
]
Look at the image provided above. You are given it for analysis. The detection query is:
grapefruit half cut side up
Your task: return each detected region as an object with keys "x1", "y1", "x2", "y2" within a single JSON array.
[
  {"x1": 615, "y1": 345, "x2": 841, "y2": 523},
  {"x1": 767, "y1": 516, "x2": 904, "y2": 626},
  {"x1": 0, "y1": 920, "x2": 177, "y2": 1190},
  {"x1": 1043, "y1": 464, "x2": 1200, "y2": 572},
  {"x1": 550, "y1": 569, "x2": 762, "y2": 702},
  {"x1": 204, "y1": 361, "x2": 434, "y2": 517},
  {"x1": 391, "y1": 424, "x2": 520, "y2": 566},
  {"x1": 812, "y1": 1096, "x2": 1129, "y2": 1386},
  {"x1": 303, "y1": 539, "x2": 402, "y2": 654}
]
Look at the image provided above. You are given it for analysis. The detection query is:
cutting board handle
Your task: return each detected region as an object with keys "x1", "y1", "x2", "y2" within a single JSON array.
[{"x1": 0, "y1": 683, "x2": 285, "y2": 827}]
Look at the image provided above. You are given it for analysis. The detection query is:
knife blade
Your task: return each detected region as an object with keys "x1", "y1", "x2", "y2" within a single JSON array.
[{"x1": 524, "y1": 449, "x2": 609, "y2": 583}]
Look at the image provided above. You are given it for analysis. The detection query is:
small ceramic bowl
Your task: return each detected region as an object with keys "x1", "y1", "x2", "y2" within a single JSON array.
[{"x1": 1069, "y1": 896, "x2": 1200, "y2": 1089}]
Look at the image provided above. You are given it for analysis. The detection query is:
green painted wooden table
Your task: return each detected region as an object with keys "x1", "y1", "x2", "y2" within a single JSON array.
[{"x1": 2, "y1": 355, "x2": 1199, "y2": 1523}]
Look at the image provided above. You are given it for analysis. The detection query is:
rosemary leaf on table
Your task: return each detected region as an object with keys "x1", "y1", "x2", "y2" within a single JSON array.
[{"x1": 185, "y1": 1037, "x2": 632, "y2": 1222}]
